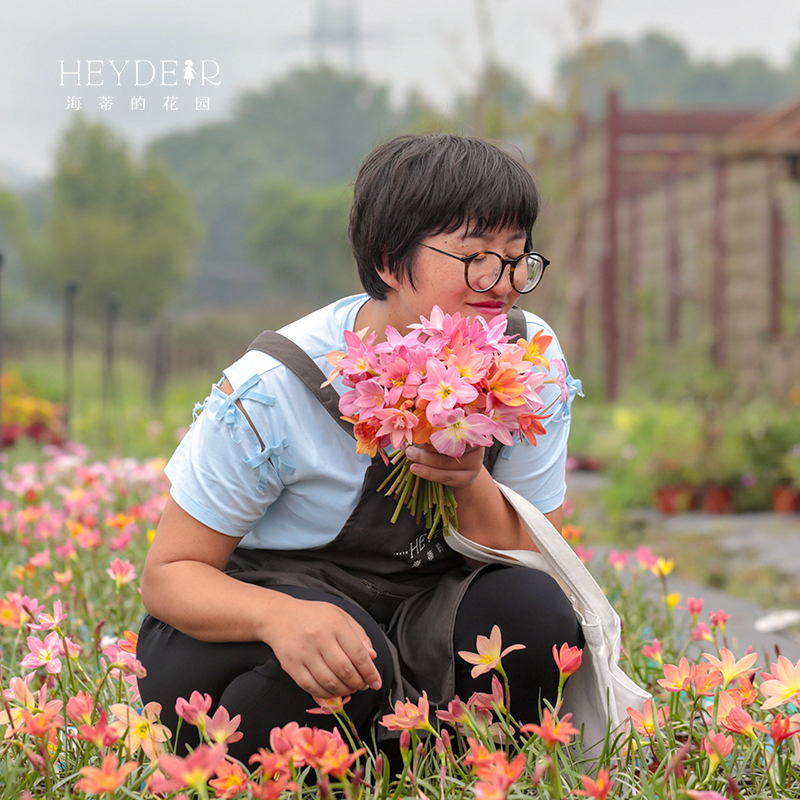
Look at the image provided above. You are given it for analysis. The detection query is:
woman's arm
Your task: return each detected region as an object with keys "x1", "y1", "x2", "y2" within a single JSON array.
[{"x1": 141, "y1": 497, "x2": 383, "y2": 698}]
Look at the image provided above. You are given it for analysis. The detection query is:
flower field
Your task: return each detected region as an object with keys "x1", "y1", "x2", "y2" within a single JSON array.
[{"x1": 3, "y1": 445, "x2": 800, "y2": 798}]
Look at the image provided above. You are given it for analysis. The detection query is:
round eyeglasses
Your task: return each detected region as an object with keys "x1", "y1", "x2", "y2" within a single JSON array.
[{"x1": 418, "y1": 243, "x2": 550, "y2": 294}]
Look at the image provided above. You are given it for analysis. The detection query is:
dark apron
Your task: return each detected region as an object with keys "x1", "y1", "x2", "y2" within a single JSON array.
[{"x1": 225, "y1": 308, "x2": 529, "y2": 709}]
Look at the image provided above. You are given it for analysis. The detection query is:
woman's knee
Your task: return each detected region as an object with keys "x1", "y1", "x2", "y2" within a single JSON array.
[{"x1": 456, "y1": 567, "x2": 583, "y2": 651}]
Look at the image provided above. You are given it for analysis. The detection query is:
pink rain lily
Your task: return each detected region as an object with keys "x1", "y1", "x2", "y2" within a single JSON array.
[
  {"x1": 716, "y1": 691, "x2": 767, "y2": 738},
  {"x1": 418, "y1": 358, "x2": 479, "y2": 417},
  {"x1": 429, "y1": 409, "x2": 496, "y2": 458},
  {"x1": 549, "y1": 358, "x2": 569, "y2": 402},
  {"x1": 702, "y1": 731, "x2": 734, "y2": 770},
  {"x1": 760, "y1": 655, "x2": 800, "y2": 709},
  {"x1": 306, "y1": 695, "x2": 351, "y2": 716},
  {"x1": 458, "y1": 625, "x2": 525, "y2": 679},
  {"x1": 21, "y1": 631, "x2": 64, "y2": 674},
  {"x1": 106, "y1": 558, "x2": 136, "y2": 590},
  {"x1": 205, "y1": 705, "x2": 244, "y2": 745},
  {"x1": 379, "y1": 691, "x2": 434, "y2": 732},
  {"x1": 374, "y1": 403, "x2": 419, "y2": 449},
  {"x1": 28, "y1": 600, "x2": 67, "y2": 631},
  {"x1": 154, "y1": 743, "x2": 227, "y2": 794},
  {"x1": 553, "y1": 643, "x2": 583, "y2": 679},
  {"x1": 642, "y1": 639, "x2": 663, "y2": 665},
  {"x1": 175, "y1": 690, "x2": 213, "y2": 732}
]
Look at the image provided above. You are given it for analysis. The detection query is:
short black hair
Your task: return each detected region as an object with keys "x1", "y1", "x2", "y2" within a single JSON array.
[{"x1": 348, "y1": 134, "x2": 540, "y2": 300}]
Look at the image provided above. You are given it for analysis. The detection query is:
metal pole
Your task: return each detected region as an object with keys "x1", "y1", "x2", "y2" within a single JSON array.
[
  {"x1": 63, "y1": 282, "x2": 78, "y2": 442},
  {"x1": 102, "y1": 295, "x2": 119, "y2": 448},
  {"x1": 603, "y1": 90, "x2": 621, "y2": 401}
]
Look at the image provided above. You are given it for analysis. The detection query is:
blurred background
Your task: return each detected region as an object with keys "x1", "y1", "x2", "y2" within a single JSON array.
[{"x1": 1, "y1": 1, "x2": 800, "y2": 574}]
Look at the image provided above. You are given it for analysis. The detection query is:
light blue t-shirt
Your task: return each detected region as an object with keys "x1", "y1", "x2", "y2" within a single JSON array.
[{"x1": 165, "y1": 295, "x2": 578, "y2": 550}]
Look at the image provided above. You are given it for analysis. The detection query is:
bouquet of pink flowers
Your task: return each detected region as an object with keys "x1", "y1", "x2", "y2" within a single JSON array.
[{"x1": 325, "y1": 306, "x2": 567, "y2": 537}]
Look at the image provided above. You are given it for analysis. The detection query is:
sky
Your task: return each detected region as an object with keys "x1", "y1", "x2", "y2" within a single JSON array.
[{"x1": 1, "y1": 0, "x2": 799, "y2": 183}]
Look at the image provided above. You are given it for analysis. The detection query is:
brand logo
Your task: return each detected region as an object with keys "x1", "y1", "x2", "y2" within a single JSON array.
[{"x1": 60, "y1": 60, "x2": 221, "y2": 87}]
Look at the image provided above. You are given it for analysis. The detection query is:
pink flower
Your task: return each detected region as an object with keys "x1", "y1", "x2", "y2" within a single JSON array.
[
  {"x1": 175, "y1": 691, "x2": 212, "y2": 730},
  {"x1": 418, "y1": 358, "x2": 479, "y2": 417},
  {"x1": 458, "y1": 625, "x2": 525, "y2": 678},
  {"x1": 607, "y1": 550, "x2": 629, "y2": 570},
  {"x1": 374, "y1": 404, "x2": 419, "y2": 449},
  {"x1": 760, "y1": 655, "x2": 800, "y2": 710},
  {"x1": 627, "y1": 700, "x2": 669, "y2": 736},
  {"x1": 658, "y1": 658, "x2": 692, "y2": 693},
  {"x1": 429, "y1": 409, "x2": 496, "y2": 458},
  {"x1": 642, "y1": 639, "x2": 663, "y2": 664},
  {"x1": 28, "y1": 600, "x2": 67, "y2": 631},
  {"x1": 549, "y1": 358, "x2": 569, "y2": 402},
  {"x1": 21, "y1": 631, "x2": 64, "y2": 674},
  {"x1": 379, "y1": 691, "x2": 433, "y2": 732},
  {"x1": 155, "y1": 743, "x2": 227, "y2": 793},
  {"x1": 553, "y1": 643, "x2": 583, "y2": 678},
  {"x1": 306, "y1": 695, "x2": 351, "y2": 716},
  {"x1": 686, "y1": 596, "x2": 704, "y2": 618},
  {"x1": 709, "y1": 610, "x2": 731, "y2": 632},
  {"x1": 67, "y1": 690, "x2": 95, "y2": 725},
  {"x1": 106, "y1": 558, "x2": 136, "y2": 590},
  {"x1": 205, "y1": 705, "x2": 243, "y2": 745}
]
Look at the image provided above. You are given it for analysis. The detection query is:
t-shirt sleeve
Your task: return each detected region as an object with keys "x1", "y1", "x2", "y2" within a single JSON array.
[
  {"x1": 164, "y1": 378, "x2": 289, "y2": 538},
  {"x1": 490, "y1": 317, "x2": 581, "y2": 514}
]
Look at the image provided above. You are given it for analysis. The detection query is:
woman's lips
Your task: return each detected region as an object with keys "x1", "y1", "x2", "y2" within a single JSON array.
[{"x1": 467, "y1": 301, "x2": 506, "y2": 316}]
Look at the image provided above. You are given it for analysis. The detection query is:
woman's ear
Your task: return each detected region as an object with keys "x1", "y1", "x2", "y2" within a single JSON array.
[{"x1": 378, "y1": 249, "x2": 401, "y2": 291}]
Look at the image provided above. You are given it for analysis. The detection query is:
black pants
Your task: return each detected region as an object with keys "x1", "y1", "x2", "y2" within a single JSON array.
[{"x1": 137, "y1": 566, "x2": 583, "y2": 762}]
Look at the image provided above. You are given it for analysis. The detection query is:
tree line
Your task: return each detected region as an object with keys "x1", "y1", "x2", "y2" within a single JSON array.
[{"x1": 1, "y1": 31, "x2": 799, "y2": 320}]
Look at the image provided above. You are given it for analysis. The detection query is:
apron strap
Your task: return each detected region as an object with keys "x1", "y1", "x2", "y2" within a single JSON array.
[
  {"x1": 246, "y1": 331, "x2": 356, "y2": 439},
  {"x1": 245, "y1": 307, "x2": 528, "y2": 444}
]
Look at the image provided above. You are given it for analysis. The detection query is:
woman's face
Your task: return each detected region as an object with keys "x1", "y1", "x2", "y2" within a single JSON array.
[{"x1": 379, "y1": 225, "x2": 529, "y2": 330}]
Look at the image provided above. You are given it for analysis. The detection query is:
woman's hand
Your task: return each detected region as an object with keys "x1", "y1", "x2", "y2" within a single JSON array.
[
  {"x1": 405, "y1": 443, "x2": 485, "y2": 489},
  {"x1": 262, "y1": 596, "x2": 383, "y2": 699}
]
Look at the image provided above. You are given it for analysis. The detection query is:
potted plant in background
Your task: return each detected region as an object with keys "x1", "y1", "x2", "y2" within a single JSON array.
[
  {"x1": 775, "y1": 444, "x2": 800, "y2": 513},
  {"x1": 735, "y1": 413, "x2": 799, "y2": 512}
]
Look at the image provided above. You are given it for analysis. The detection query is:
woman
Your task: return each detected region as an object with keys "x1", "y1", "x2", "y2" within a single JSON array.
[{"x1": 137, "y1": 134, "x2": 584, "y2": 761}]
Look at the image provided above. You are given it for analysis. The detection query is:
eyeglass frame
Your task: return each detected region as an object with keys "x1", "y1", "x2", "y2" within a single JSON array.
[{"x1": 417, "y1": 243, "x2": 550, "y2": 294}]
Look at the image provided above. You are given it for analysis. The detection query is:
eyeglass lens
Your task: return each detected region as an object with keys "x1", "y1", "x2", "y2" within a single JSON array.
[{"x1": 467, "y1": 253, "x2": 545, "y2": 293}]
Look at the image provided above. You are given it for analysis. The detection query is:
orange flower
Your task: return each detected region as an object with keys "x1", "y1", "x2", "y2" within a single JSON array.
[
  {"x1": 458, "y1": 625, "x2": 525, "y2": 679},
  {"x1": 0, "y1": 599, "x2": 21, "y2": 629},
  {"x1": 574, "y1": 768, "x2": 613, "y2": 799},
  {"x1": 317, "y1": 740, "x2": 367, "y2": 780},
  {"x1": 702, "y1": 648, "x2": 758, "y2": 690},
  {"x1": 658, "y1": 657, "x2": 692, "y2": 693},
  {"x1": 521, "y1": 709, "x2": 579, "y2": 748},
  {"x1": 119, "y1": 630, "x2": 138, "y2": 655},
  {"x1": 627, "y1": 700, "x2": 669, "y2": 737},
  {"x1": 768, "y1": 712, "x2": 800, "y2": 745},
  {"x1": 75, "y1": 754, "x2": 137, "y2": 795},
  {"x1": 519, "y1": 330, "x2": 552, "y2": 369},
  {"x1": 689, "y1": 662, "x2": 722, "y2": 697},
  {"x1": 209, "y1": 759, "x2": 249, "y2": 799}
]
